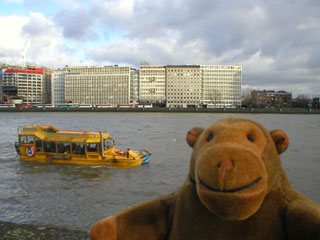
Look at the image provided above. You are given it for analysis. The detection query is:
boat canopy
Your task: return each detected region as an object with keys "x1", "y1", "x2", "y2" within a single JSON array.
[{"x1": 18, "y1": 125, "x2": 111, "y2": 143}]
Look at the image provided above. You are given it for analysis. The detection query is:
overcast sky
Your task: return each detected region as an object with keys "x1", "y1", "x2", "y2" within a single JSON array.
[{"x1": 0, "y1": 0, "x2": 319, "y2": 96}]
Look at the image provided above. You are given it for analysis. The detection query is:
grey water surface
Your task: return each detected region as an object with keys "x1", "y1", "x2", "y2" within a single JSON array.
[{"x1": 0, "y1": 112, "x2": 319, "y2": 231}]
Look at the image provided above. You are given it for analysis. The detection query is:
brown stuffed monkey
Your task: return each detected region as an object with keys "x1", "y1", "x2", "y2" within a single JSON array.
[{"x1": 91, "y1": 117, "x2": 320, "y2": 240}]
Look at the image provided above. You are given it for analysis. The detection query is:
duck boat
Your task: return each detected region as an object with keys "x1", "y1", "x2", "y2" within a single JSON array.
[{"x1": 14, "y1": 125, "x2": 151, "y2": 168}]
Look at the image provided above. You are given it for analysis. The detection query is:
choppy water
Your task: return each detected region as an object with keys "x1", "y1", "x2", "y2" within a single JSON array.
[{"x1": 0, "y1": 112, "x2": 319, "y2": 231}]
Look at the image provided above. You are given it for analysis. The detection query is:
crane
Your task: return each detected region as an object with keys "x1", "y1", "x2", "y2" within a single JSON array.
[{"x1": 21, "y1": 38, "x2": 30, "y2": 68}]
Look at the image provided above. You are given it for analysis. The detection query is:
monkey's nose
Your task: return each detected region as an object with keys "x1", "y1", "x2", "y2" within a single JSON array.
[{"x1": 217, "y1": 160, "x2": 235, "y2": 182}]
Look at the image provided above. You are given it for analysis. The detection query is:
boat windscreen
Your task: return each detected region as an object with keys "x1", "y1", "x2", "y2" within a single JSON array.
[{"x1": 45, "y1": 128, "x2": 56, "y2": 133}]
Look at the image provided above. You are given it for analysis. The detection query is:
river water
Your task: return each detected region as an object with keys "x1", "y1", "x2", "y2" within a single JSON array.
[{"x1": 0, "y1": 112, "x2": 319, "y2": 231}]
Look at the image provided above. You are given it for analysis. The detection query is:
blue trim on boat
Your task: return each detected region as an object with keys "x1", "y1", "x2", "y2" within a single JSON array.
[{"x1": 141, "y1": 155, "x2": 150, "y2": 165}]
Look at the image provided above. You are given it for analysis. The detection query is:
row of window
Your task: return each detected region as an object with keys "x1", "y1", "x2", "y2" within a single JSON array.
[
  {"x1": 167, "y1": 101, "x2": 199, "y2": 104},
  {"x1": 68, "y1": 70, "x2": 132, "y2": 74},
  {"x1": 203, "y1": 73, "x2": 241, "y2": 76},
  {"x1": 66, "y1": 77, "x2": 130, "y2": 81},
  {"x1": 168, "y1": 97, "x2": 200, "y2": 100},
  {"x1": 168, "y1": 92, "x2": 200, "y2": 95},
  {"x1": 168, "y1": 86, "x2": 201, "y2": 91},
  {"x1": 167, "y1": 69, "x2": 200, "y2": 72},
  {"x1": 21, "y1": 135, "x2": 113, "y2": 155},
  {"x1": 202, "y1": 97, "x2": 241, "y2": 100}
]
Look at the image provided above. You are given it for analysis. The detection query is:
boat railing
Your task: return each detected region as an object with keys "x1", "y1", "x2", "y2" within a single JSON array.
[{"x1": 17, "y1": 126, "x2": 24, "y2": 135}]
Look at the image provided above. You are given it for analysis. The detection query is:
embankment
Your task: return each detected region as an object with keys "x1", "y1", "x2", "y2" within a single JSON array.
[{"x1": 0, "y1": 107, "x2": 319, "y2": 114}]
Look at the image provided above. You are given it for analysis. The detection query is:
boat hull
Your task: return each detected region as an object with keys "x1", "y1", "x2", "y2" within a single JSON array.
[{"x1": 18, "y1": 145, "x2": 150, "y2": 169}]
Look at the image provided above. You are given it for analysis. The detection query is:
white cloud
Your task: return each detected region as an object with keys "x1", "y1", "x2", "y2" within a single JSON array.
[
  {"x1": 240, "y1": 51, "x2": 274, "y2": 74},
  {"x1": 0, "y1": 15, "x2": 29, "y2": 62},
  {"x1": 104, "y1": 0, "x2": 135, "y2": 20},
  {"x1": 53, "y1": 0, "x2": 82, "y2": 9},
  {"x1": 0, "y1": 13, "x2": 83, "y2": 68}
]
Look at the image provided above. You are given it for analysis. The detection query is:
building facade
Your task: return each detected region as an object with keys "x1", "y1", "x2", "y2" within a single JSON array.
[
  {"x1": 166, "y1": 65, "x2": 202, "y2": 108},
  {"x1": 251, "y1": 90, "x2": 292, "y2": 108},
  {"x1": 139, "y1": 65, "x2": 166, "y2": 106},
  {"x1": 200, "y1": 65, "x2": 242, "y2": 108},
  {"x1": 42, "y1": 67, "x2": 54, "y2": 104},
  {"x1": 1, "y1": 67, "x2": 44, "y2": 104},
  {"x1": 52, "y1": 69, "x2": 68, "y2": 105},
  {"x1": 64, "y1": 65, "x2": 134, "y2": 106},
  {"x1": 130, "y1": 69, "x2": 139, "y2": 104}
]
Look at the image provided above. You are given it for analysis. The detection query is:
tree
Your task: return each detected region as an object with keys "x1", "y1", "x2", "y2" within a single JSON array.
[
  {"x1": 241, "y1": 88, "x2": 253, "y2": 108},
  {"x1": 208, "y1": 88, "x2": 222, "y2": 108}
]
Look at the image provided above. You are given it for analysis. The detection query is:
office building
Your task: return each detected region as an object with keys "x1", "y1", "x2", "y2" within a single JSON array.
[
  {"x1": 52, "y1": 69, "x2": 68, "y2": 105},
  {"x1": 1, "y1": 67, "x2": 44, "y2": 104},
  {"x1": 200, "y1": 65, "x2": 242, "y2": 108},
  {"x1": 139, "y1": 65, "x2": 166, "y2": 106},
  {"x1": 64, "y1": 65, "x2": 135, "y2": 106},
  {"x1": 166, "y1": 65, "x2": 202, "y2": 108}
]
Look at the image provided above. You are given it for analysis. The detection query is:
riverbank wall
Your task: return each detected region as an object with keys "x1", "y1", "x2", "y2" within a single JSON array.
[
  {"x1": 0, "y1": 107, "x2": 319, "y2": 114},
  {"x1": 0, "y1": 221, "x2": 88, "y2": 240}
]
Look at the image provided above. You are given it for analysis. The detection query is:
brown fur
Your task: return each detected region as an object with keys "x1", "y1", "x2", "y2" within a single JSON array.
[{"x1": 91, "y1": 117, "x2": 320, "y2": 240}]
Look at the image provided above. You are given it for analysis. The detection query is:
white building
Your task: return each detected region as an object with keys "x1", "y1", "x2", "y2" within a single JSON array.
[
  {"x1": 52, "y1": 69, "x2": 68, "y2": 105},
  {"x1": 139, "y1": 65, "x2": 166, "y2": 106},
  {"x1": 139, "y1": 64, "x2": 242, "y2": 108},
  {"x1": 166, "y1": 65, "x2": 202, "y2": 108},
  {"x1": 50, "y1": 64, "x2": 242, "y2": 108},
  {"x1": 200, "y1": 65, "x2": 242, "y2": 108},
  {"x1": 64, "y1": 65, "x2": 134, "y2": 106}
]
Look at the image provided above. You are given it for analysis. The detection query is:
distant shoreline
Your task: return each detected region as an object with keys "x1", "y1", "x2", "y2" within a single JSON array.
[{"x1": 0, "y1": 107, "x2": 319, "y2": 114}]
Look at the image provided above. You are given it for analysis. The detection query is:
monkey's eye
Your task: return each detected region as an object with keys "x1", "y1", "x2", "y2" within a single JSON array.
[
  {"x1": 207, "y1": 133, "x2": 214, "y2": 142},
  {"x1": 247, "y1": 134, "x2": 255, "y2": 143}
]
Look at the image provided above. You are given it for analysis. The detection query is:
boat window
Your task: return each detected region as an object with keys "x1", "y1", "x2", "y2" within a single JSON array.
[
  {"x1": 42, "y1": 128, "x2": 56, "y2": 133},
  {"x1": 87, "y1": 143, "x2": 98, "y2": 152},
  {"x1": 35, "y1": 137, "x2": 43, "y2": 152},
  {"x1": 72, "y1": 143, "x2": 85, "y2": 155},
  {"x1": 21, "y1": 135, "x2": 35, "y2": 144},
  {"x1": 103, "y1": 139, "x2": 113, "y2": 150},
  {"x1": 57, "y1": 142, "x2": 71, "y2": 154},
  {"x1": 44, "y1": 128, "x2": 56, "y2": 133},
  {"x1": 44, "y1": 141, "x2": 56, "y2": 153}
]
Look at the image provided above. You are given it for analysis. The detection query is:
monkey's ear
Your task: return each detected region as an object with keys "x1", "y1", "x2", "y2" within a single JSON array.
[
  {"x1": 186, "y1": 127, "x2": 204, "y2": 148},
  {"x1": 269, "y1": 129, "x2": 289, "y2": 154}
]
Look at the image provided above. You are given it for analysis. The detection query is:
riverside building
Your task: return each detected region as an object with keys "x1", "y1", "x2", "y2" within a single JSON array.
[
  {"x1": 52, "y1": 69, "x2": 68, "y2": 105},
  {"x1": 1, "y1": 67, "x2": 44, "y2": 104},
  {"x1": 42, "y1": 67, "x2": 54, "y2": 104},
  {"x1": 200, "y1": 65, "x2": 242, "y2": 108},
  {"x1": 139, "y1": 65, "x2": 166, "y2": 106},
  {"x1": 142, "y1": 64, "x2": 242, "y2": 108},
  {"x1": 64, "y1": 65, "x2": 136, "y2": 106},
  {"x1": 166, "y1": 65, "x2": 202, "y2": 108},
  {"x1": 251, "y1": 90, "x2": 292, "y2": 108},
  {"x1": 130, "y1": 69, "x2": 139, "y2": 104}
]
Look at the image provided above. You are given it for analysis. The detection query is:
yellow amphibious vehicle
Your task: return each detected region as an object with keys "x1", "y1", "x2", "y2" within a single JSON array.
[{"x1": 15, "y1": 125, "x2": 151, "y2": 168}]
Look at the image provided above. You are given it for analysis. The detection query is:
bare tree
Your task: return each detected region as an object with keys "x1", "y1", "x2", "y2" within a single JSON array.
[
  {"x1": 208, "y1": 88, "x2": 222, "y2": 108},
  {"x1": 241, "y1": 88, "x2": 253, "y2": 108}
]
